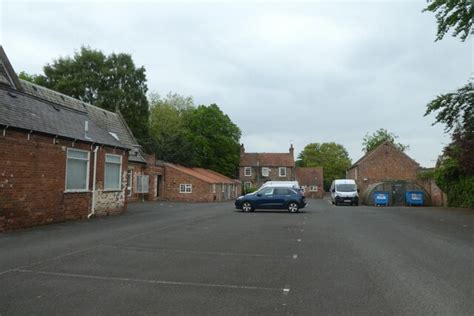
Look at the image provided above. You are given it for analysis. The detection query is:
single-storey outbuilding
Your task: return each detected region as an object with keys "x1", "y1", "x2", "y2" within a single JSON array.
[
  {"x1": 162, "y1": 163, "x2": 241, "y2": 202},
  {"x1": 295, "y1": 167, "x2": 324, "y2": 198}
]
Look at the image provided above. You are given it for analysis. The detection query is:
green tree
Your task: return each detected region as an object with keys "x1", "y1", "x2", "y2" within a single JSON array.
[
  {"x1": 425, "y1": 80, "x2": 473, "y2": 134},
  {"x1": 362, "y1": 128, "x2": 409, "y2": 153},
  {"x1": 297, "y1": 142, "x2": 352, "y2": 190},
  {"x1": 148, "y1": 92, "x2": 195, "y2": 165},
  {"x1": 423, "y1": 0, "x2": 473, "y2": 41},
  {"x1": 183, "y1": 104, "x2": 241, "y2": 178},
  {"x1": 19, "y1": 46, "x2": 150, "y2": 145}
]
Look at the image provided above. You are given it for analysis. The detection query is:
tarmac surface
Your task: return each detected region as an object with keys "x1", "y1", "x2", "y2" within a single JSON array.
[{"x1": 1, "y1": 198, "x2": 473, "y2": 315}]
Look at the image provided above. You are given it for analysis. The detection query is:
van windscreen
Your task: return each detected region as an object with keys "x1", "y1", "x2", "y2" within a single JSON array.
[{"x1": 336, "y1": 184, "x2": 356, "y2": 192}]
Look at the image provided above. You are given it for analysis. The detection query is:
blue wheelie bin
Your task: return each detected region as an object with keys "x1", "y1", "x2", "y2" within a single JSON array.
[
  {"x1": 373, "y1": 191, "x2": 389, "y2": 206},
  {"x1": 405, "y1": 191, "x2": 424, "y2": 206}
]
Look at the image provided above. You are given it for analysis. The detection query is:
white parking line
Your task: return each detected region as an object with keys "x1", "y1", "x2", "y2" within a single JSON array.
[
  {"x1": 17, "y1": 269, "x2": 283, "y2": 292},
  {"x1": 292, "y1": 254, "x2": 298, "y2": 259},
  {"x1": 104, "y1": 245, "x2": 292, "y2": 259}
]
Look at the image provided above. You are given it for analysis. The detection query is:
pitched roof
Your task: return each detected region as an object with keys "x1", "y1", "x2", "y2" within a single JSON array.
[
  {"x1": 349, "y1": 140, "x2": 419, "y2": 169},
  {"x1": 0, "y1": 46, "x2": 145, "y2": 154},
  {"x1": 240, "y1": 152, "x2": 295, "y2": 167},
  {"x1": 0, "y1": 89, "x2": 124, "y2": 147},
  {"x1": 295, "y1": 167, "x2": 324, "y2": 185},
  {"x1": 164, "y1": 163, "x2": 236, "y2": 184}
]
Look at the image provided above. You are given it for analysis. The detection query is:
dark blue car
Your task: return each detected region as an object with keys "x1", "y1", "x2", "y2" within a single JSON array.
[{"x1": 235, "y1": 186, "x2": 306, "y2": 213}]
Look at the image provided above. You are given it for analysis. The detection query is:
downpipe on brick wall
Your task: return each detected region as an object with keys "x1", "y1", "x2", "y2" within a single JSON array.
[{"x1": 88, "y1": 146, "x2": 99, "y2": 219}]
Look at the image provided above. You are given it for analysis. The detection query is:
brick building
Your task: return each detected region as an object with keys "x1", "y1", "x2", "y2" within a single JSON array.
[
  {"x1": 127, "y1": 151, "x2": 164, "y2": 202},
  {"x1": 162, "y1": 163, "x2": 241, "y2": 202},
  {"x1": 346, "y1": 141, "x2": 420, "y2": 194},
  {"x1": 0, "y1": 46, "x2": 142, "y2": 231},
  {"x1": 239, "y1": 144, "x2": 296, "y2": 190},
  {"x1": 295, "y1": 167, "x2": 324, "y2": 198}
]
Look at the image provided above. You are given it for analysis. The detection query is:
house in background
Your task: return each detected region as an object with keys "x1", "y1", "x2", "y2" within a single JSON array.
[
  {"x1": 239, "y1": 144, "x2": 296, "y2": 190},
  {"x1": 0, "y1": 46, "x2": 134, "y2": 231},
  {"x1": 295, "y1": 167, "x2": 324, "y2": 198},
  {"x1": 162, "y1": 163, "x2": 241, "y2": 202}
]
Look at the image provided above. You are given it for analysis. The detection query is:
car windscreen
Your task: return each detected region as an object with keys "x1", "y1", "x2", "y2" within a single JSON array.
[{"x1": 336, "y1": 184, "x2": 356, "y2": 192}]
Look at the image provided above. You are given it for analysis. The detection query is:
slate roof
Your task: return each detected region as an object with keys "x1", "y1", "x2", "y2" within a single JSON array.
[
  {"x1": 240, "y1": 152, "x2": 295, "y2": 167},
  {"x1": 0, "y1": 89, "x2": 124, "y2": 147},
  {"x1": 0, "y1": 46, "x2": 147, "y2": 156},
  {"x1": 164, "y1": 163, "x2": 237, "y2": 184}
]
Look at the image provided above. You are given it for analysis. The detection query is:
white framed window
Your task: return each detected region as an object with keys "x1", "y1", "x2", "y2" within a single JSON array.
[
  {"x1": 180, "y1": 184, "x2": 192, "y2": 193},
  {"x1": 212, "y1": 184, "x2": 216, "y2": 193},
  {"x1": 105, "y1": 154, "x2": 122, "y2": 190},
  {"x1": 65, "y1": 148, "x2": 90, "y2": 192},
  {"x1": 301, "y1": 186, "x2": 306, "y2": 193},
  {"x1": 127, "y1": 169, "x2": 133, "y2": 196},
  {"x1": 262, "y1": 167, "x2": 269, "y2": 177},
  {"x1": 310, "y1": 185, "x2": 318, "y2": 192},
  {"x1": 136, "y1": 175, "x2": 149, "y2": 193},
  {"x1": 244, "y1": 167, "x2": 252, "y2": 177},
  {"x1": 279, "y1": 167, "x2": 287, "y2": 177},
  {"x1": 244, "y1": 182, "x2": 251, "y2": 189}
]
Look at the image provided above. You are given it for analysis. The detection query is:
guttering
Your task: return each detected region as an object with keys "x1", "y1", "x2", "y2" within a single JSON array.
[{"x1": 88, "y1": 145, "x2": 99, "y2": 219}]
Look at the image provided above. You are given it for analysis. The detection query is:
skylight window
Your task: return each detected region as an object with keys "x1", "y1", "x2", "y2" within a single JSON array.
[{"x1": 109, "y1": 132, "x2": 119, "y2": 141}]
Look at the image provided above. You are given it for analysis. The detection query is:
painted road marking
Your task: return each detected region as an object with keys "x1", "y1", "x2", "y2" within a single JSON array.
[
  {"x1": 104, "y1": 245, "x2": 292, "y2": 259},
  {"x1": 292, "y1": 254, "x2": 298, "y2": 259},
  {"x1": 17, "y1": 269, "x2": 283, "y2": 292}
]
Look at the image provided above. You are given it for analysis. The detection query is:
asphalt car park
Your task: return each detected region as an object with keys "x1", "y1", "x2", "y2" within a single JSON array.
[{"x1": 1, "y1": 199, "x2": 473, "y2": 315}]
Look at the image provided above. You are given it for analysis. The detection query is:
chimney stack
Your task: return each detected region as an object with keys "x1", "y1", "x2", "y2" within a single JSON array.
[
  {"x1": 240, "y1": 143, "x2": 245, "y2": 155},
  {"x1": 289, "y1": 144, "x2": 294, "y2": 156}
]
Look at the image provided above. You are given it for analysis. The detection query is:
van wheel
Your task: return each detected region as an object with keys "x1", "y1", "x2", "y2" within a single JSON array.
[
  {"x1": 242, "y1": 202, "x2": 253, "y2": 212},
  {"x1": 288, "y1": 202, "x2": 299, "y2": 213}
]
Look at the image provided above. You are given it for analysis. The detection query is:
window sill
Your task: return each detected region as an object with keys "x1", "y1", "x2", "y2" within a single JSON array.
[
  {"x1": 103, "y1": 189, "x2": 123, "y2": 192},
  {"x1": 64, "y1": 190, "x2": 91, "y2": 194}
]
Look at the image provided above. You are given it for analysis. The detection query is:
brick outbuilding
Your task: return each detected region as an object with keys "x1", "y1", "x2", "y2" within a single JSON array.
[
  {"x1": 295, "y1": 167, "x2": 324, "y2": 198},
  {"x1": 0, "y1": 46, "x2": 142, "y2": 231},
  {"x1": 162, "y1": 163, "x2": 240, "y2": 202},
  {"x1": 346, "y1": 141, "x2": 420, "y2": 194}
]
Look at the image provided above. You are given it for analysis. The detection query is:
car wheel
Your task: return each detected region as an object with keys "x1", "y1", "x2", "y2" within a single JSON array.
[
  {"x1": 242, "y1": 202, "x2": 253, "y2": 212},
  {"x1": 335, "y1": 201, "x2": 339, "y2": 206},
  {"x1": 355, "y1": 202, "x2": 359, "y2": 206},
  {"x1": 288, "y1": 202, "x2": 299, "y2": 213}
]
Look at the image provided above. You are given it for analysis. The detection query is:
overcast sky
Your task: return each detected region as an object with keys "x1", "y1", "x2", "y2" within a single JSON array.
[{"x1": 1, "y1": 0, "x2": 472, "y2": 167}]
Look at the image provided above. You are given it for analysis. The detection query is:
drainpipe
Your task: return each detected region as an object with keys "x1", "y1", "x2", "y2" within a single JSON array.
[{"x1": 88, "y1": 146, "x2": 99, "y2": 219}]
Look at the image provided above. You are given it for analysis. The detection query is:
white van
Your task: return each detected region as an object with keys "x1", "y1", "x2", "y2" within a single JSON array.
[
  {"x1": 330, "y1": 179, "x2": 359, "y2": 206},
  {"x1": 261, "y1": 181, "x2": 301, "y2": 190}
]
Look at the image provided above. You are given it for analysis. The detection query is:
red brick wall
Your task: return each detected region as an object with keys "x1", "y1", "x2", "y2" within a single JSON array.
[
  {"x1": 348, "y1": 144, "x2": 419, "y2": 194},
  {"x1": 239, "y1": 166, "x2": 295, "y2": 189},
  {"x1": 0, "y1": 129, "x2": 127, "y2": 232},
  {"x1": 127, "y1": 161, "x2": 164, "y2": 203},
  {"x1": 163, "y1": 166, "x2": 214, "y2": 202}
]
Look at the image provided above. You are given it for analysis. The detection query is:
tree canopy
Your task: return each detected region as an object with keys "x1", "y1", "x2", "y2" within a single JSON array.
[
  {"x1": 19, "y1": 46, "x2": 150, "y2": 145},
  {"x1": 362, "y1": 128, "x2": 409, "y2": 153},
  {"x1": 149, "y1": 93, "x2": 241, "y2": 178},
  {"x1": 423, "y1": 0, "x2": 473, "y2": 42},
  {"x1": 297, "y1": 142, "x2": 352, "y2": 190},
  {"x1": 424, "y1": 80, "x2": 473, "y2": 134}
]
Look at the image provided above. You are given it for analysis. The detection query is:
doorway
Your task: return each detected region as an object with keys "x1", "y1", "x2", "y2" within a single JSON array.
[{"x1": 156, "y1": 175, "x2": 162, "y2": 198}]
